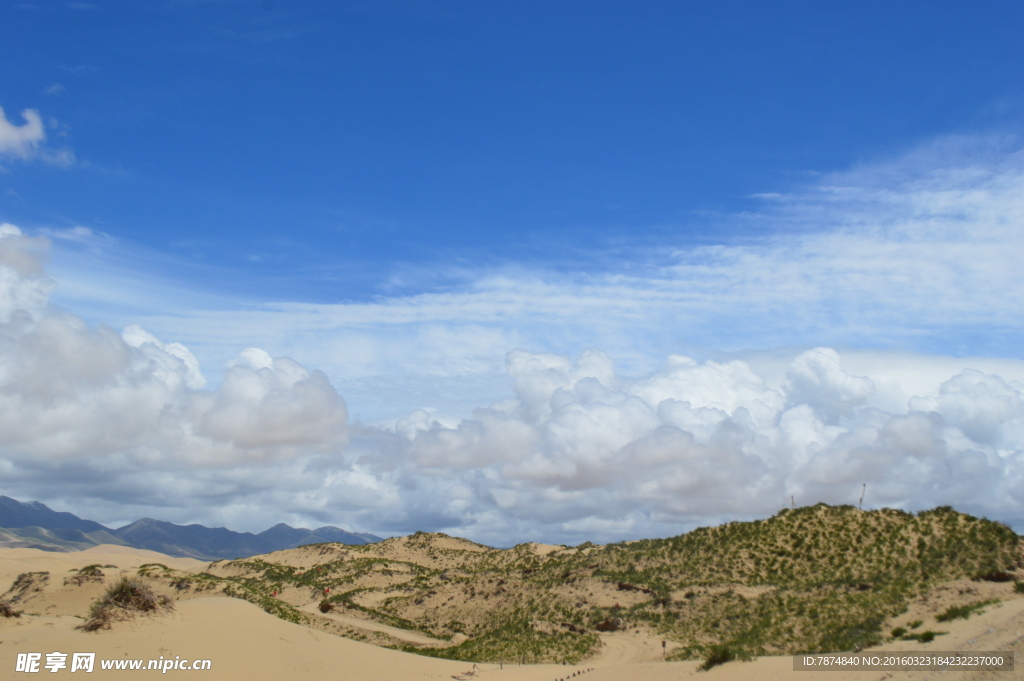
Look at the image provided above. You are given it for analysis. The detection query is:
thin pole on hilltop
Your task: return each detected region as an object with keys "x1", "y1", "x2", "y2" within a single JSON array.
[{"x1": 859, "y1": 483, "x2": 866, "y2": 510}]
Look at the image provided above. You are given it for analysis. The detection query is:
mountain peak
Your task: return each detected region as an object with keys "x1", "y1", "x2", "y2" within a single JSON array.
[{"x1": 0, "y1": 495, "x2": 109, "y2": 534}]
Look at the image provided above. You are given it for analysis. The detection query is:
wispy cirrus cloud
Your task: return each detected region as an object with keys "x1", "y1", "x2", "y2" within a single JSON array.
[{"x1": 35, "y1": 134, "x2": 1024, "y2": 426}]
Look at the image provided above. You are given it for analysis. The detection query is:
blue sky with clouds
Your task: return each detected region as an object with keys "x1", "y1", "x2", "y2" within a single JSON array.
[{"x1": 2, "y1": 1, "x2": 1024, "y2": 544}]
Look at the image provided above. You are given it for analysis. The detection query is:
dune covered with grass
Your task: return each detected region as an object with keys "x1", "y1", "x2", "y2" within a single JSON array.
[{"x1": 2, "y1": 505, "x2": 1022, "y2": 679}]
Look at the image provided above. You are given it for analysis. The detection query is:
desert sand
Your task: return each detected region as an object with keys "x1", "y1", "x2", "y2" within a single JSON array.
[{"x1": 1, "y1": 545, "x2": 1020, "y2": 680}]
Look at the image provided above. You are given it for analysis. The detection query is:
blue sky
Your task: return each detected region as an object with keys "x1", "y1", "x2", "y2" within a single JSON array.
[
  {"x1": 5, "y1": 1, "x2": 1024, "y2": 299},
  {"x1": 2, "y1": 1, "x2": 1024, "y2": 544}
]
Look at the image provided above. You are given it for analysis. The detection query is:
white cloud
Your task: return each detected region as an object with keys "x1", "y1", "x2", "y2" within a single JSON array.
[
  {"x1": 38, "y1": 135, "x2": 1024, "y2": 432},
  {"x1": 0, "y1": 107, "x2": 45, "y2": 159},
  {"x1": 784, "y1": 348, "x2": 874, "y2": 423},
  {"x1": 374, "y1": 346, "x2": 1024, "y2": 543},
  {"x1": 4, "y1": 241, "x2": 1024, "y2": 541},
  {"x1": 0, "y1": 104, "x2": 74, "y2": 167},
  {"x1": 5, "y1": 134, "x2": 1024, "y2": 543},
  {"x1": 0, "y1": 228, "x2": 349, "y2": 505},
  {"x1": 0, "y1": 224, "x2": 57, "y2": 324},
  {"x1": 908, "y1": 370, "x2": 1024, "y2": 446}
]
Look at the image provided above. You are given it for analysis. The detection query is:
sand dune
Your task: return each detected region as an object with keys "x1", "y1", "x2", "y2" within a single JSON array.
[
  {"x1": 2, "y1": 545, "x2": 1021, "y2": 680},
  {"x1": 0, "y1": 544, "x2": 205, "y2": 586}
]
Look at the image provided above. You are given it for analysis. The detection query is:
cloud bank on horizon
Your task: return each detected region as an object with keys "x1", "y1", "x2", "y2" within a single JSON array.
[{"x1": 1, "y1": 134, "x2": 1024, "y2": 546}]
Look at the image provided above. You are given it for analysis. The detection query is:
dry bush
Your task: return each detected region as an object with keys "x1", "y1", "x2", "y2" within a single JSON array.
[
  {"x1": 0, "y1": 602, "x2": 21, "y2": 618},
  {"x1": 2, "y1": 572, "x2": 49, "y2": 604},
  {"x1": 79, "y1": 577, "x2": 173, "y2": 632}
]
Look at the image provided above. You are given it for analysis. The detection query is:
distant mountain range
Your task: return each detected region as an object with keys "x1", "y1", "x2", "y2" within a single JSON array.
[{"x1": 0, "y1": 495, "x2": 381, "y2": 560}]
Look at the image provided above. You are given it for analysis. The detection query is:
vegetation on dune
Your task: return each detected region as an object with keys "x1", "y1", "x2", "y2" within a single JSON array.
[
  {"x1": 899, "y1": 629, "x2": 944, "y2": 643},
  {"x1": 64, "y1": 563, "x2": 107, "y2": 586},
  {"x1": 79, "y1": 577, "x2": 173, "y2": 631},
  {"x1": 699, "y1": 645, "x2": 751, "y2": 671},
  {"x1": 406, "y1": 615, "x2": 599, "y2": 665},
  {"x1": 1, "y1": 572, "x2": 50, "y2": 605},
  {"x1": 220, "y1": 581, "x2": 309, "y2": 624},
  {"x1": 137, "y1": 563, "x2": 173, "y2": 576},
  {"x1": 934, "y1": 599, "x2": 998, "y2": 622},
  {"x1": 138, "y1": 504, "x2": 1021, "y2": 665}
]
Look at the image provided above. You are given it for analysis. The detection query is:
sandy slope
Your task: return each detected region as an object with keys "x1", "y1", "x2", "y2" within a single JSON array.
[
  {"x1": 0, "y1": 544, "x2": 206, "y2": 587},
  {"x1": 297, "y1": 600, "x2": 448, "y2": 646},
  {"x1": 1, "y1": 546, "x2": 1021, "y2": 680}
]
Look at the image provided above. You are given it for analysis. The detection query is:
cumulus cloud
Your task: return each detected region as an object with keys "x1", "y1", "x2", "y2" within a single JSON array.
[
  {"x1": 909, "y1": 371, "x2": 1024, "y2": 446},
  {"x1": 5, "y1": 216, "x2": 1024, "y2": 541},
  {"x1": 7, "y1": 134, "x2": 1024, "y2": 542},
  {"x1": 374, "y1": 346, "x2": 1024, "y2": 543},
  {"x1": 6, "y1": 218, "x2": 1024, "y2": 543},
  {"x1": 784, "y1": 348, "x2": 874, "y2": 423},
  {"x1": 0, "y1": 227, "x2": 350, "y2": 524},
  {"x1": 0, "y1": 105, "x2": 74, "y2": 167}
]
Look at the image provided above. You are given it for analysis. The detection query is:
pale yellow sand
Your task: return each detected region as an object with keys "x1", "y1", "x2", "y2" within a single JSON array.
[
  {"x1": 0, "y1": 545, "x2": 206, "y2": 587},
  {"x1": 1, "y1": 546, "x2": 1021, "y2": 680}
]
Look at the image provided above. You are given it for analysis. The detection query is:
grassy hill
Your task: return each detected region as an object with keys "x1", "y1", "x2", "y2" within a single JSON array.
[{"x1": 140, "y1": 504, "x2": 1023, "y2": 664}]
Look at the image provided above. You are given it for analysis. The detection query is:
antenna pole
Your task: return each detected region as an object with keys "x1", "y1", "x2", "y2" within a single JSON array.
[{"x1": 858, "y1": 483, "x2": 866, "y2": 510}]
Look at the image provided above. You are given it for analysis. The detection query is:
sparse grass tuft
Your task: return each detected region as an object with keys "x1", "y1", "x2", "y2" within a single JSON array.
[
  {"x1": 0, "y1": 602, "x2": 21, "y2": 618},
  {"x1": 935, "y1": 600, "x2": 998, "y2": 623},
  {"x1": 65, "y1": 564, "x2": 106, "y2": 586}
]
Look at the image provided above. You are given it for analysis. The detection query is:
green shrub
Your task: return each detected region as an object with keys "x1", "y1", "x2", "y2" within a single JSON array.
[
  {"x1": 890, "y1": 627, "x2": 906, "y2": 638},
  {"x1": 409, "y1": 616, "x2": 598, "y2": 665},
  {"x1": 700, "y1": 646, "x2": 735, "y2": 670},
  {"x1": 935, "y1": 600, "x2": 997, "y2": 622},
  {"x1": 698, "y1": 645, "x2": 751, "y2": 670}
]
